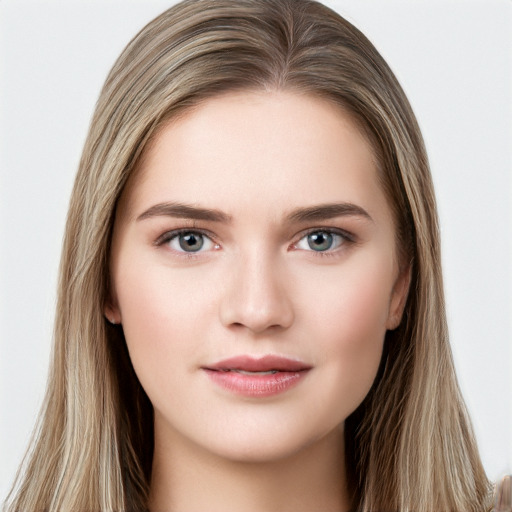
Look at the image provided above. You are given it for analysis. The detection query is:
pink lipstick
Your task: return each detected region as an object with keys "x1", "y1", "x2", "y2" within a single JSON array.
[{"x1": 202, "y1": 355, "x2": 311, "y2": 397}]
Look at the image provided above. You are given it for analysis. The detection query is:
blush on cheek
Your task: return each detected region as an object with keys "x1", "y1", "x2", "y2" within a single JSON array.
[
  {"x1": 323, "y1": 268, "x2": 393, "y2": 340},
  {"x1": 310, "y1": 266, "x2": 391, "y2": 410}
]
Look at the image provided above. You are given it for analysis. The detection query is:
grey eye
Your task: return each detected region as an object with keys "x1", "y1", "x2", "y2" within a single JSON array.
[
  {"x1": 178, "y1": 232, "x2": 204, "y2": 252},
  {"x1": 166, "y1": 231, "x2": 216, "y2": 253},
  {"x1": 307, "y1": 232, "x2": 334, "y2": 251},
  {"x1": 295, "y1": 230, "x2": 346, "y2": 252}
]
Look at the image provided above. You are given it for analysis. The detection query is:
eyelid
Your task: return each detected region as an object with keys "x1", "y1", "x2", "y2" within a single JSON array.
[
  {"x1": 154, "y1": 228, "x2": 220, "y2": 251},
  {"x1": 153, "y1": 226, "x2": 356, "y2": 255},
  {"x1": 291, "y1": 227, "x2": 356, "y2": 252}
]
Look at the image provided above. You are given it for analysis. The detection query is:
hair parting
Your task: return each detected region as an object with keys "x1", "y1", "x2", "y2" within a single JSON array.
[{"x1": 4, "y1": 1, "x2": 493, "y2": 511}]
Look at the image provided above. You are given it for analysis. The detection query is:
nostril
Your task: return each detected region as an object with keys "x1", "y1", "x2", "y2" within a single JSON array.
[{"x1": 218, "y1": 265, "x2": 295, "y2": 332}]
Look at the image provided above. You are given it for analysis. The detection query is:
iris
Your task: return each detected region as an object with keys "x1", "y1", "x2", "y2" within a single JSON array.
[
  {"x1": 307, "y1": 232, "x2": 333, "y2": 251},
  {"x1": 179, "y1": 232, "x2": 204, "y2": 252}
]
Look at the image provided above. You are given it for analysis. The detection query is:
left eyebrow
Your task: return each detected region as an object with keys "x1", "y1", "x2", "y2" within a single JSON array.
[
  {"x1": 285, "y1": 203, "x2": 373, "y2": 224},
  {"x1": 136, "y1": 202, "x2": 232, "y2": 223}
]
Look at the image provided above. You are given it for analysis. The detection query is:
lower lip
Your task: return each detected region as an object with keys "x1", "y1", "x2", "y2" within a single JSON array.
[{"x1": 203, "y1": 369, "x2": 309, "y2": 397}]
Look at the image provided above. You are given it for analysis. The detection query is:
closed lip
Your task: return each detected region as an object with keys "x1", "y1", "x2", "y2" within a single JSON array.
[
  {"x1": 202, "y1": 354, "x2": 312, "y2": 373},
  {"x1": 202, "y1": 354, "x2": 312, "y2": 397}
]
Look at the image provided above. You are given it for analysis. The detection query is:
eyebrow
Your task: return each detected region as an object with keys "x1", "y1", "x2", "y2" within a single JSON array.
[
  {"x1": 137, "y1": 202, "x2": 232, "y2": 223},
  {"x1": 285, "y1": 203, "x2": 373, "y2": 224},
  {"x1": 136, "y1": 201, "x2": 372, "y2": 224}
]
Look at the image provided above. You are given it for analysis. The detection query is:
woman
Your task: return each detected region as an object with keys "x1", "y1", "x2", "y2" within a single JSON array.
[{"x1": 3, "y1": 0, "x2": 500, "y2": 510}]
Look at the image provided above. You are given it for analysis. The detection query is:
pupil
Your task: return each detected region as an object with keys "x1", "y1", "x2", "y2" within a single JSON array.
[
  {"x1": 179, "y1": 232, "x2": 204, "y2": 252},
  {"x1": 307, "y1": 232, "x2": 333, "y2": 251}
]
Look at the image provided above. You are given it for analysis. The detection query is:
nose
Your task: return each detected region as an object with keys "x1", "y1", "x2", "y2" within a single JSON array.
[{"x1": 219, "y1": 251, "x2": 294, "y2": 334}]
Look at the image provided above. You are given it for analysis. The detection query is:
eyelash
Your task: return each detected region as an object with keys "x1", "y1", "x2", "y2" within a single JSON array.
[
  {"x1": 155, "y1": 227, "x2": 355, "y2": 258},
  {"x1": 155, "y1": 228, "x2": 220, "y2": 259},
  {"x1": 294, "y1": 227, "x2": 355, "y2": 257}
]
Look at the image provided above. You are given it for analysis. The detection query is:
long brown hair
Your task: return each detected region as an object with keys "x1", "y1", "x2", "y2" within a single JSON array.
[{"x1": 5, "y1": 1, "x2": 492, "y2": 510}]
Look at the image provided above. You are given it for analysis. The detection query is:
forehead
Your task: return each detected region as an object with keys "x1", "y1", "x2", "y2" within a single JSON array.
[{"x1": 118, "y1": 90, "x2": 390, "y2": 225}]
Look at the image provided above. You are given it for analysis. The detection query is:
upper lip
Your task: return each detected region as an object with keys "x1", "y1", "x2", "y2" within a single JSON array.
[{"x1": 203, "y1": 355, "x2": 312, "y2": 372}]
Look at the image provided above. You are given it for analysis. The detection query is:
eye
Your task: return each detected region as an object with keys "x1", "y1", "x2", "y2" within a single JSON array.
[
  {"x1": 295, "y1": 230, "x2": 348, "y2": 252},
  {"x1": 161, "y1": 230, "x2": 217, "y2": 253}
]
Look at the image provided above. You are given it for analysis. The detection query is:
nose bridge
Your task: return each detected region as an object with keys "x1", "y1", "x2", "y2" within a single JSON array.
[{"x1": 219, "y1": 245, "x2": 294, "y2": 333}]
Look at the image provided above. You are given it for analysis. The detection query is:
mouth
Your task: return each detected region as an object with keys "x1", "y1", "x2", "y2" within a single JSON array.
[{"x1": 201, "y1": 355, "x2": 312, "y2": 397}]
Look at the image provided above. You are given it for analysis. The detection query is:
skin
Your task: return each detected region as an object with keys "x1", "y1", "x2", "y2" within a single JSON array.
[{"x1": 107, "y1": 90, "x2": 410, "y2": 512}]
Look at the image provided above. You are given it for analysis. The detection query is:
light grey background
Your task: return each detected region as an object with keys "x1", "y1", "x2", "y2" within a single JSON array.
[{"x1": 1, "y1": 0, "x2": 511, "y2": 499}]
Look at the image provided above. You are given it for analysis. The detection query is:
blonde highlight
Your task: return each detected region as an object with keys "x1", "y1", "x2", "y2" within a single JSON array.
[{"x1": 5, "y1": 1, "x2": 492, "y2": 510}]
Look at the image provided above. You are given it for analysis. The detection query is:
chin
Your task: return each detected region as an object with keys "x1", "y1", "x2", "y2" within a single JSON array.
[
  {"x1": 197, "y1": 420, "x2": 344, "y2": 465},
  {"x1": 208, "y1": 440, "x2": 310, "y2": 464}
]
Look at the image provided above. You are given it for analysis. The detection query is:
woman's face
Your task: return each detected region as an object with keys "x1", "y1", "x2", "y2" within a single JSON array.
[{"x1": 108, "y1": 91, "x2": 410, "y2": 462}]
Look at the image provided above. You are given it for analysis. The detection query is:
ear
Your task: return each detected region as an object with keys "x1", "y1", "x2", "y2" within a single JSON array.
[
  {"x1": 386, "y1": 263, "x2": 412, "y2": 330},
  {"x1": 104, "y1": 301, "x2": 122, "y2": 325},
  {"x1": 104, "y1": 286, "x2": 122, "y2": 325}
]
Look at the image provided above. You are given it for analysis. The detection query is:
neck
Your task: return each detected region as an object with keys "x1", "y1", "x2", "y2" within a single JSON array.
[{"x1": 148, "y1": 424, "x2": 350, "y2": 512}]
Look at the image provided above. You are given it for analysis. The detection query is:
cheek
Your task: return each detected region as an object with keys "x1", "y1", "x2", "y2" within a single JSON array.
[
  {"x1": 307, "y1": 254, "x2": 393, "y2": 343},
  {"x1": 112, "y1": 257, "x2": 215, "y2": 389},
  {"x1": 303, "y1": 256, "x2": 393, "y2": 413}
]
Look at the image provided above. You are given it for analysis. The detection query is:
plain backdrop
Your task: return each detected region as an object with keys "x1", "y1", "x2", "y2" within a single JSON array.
[{"x1": 1, "y1": 0, "x2": 511, "y2": 500}]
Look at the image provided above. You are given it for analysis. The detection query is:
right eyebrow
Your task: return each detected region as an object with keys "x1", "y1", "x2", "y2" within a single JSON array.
[{"x1": 136, "y1": 202, "x2": 232, "y2": 223}]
